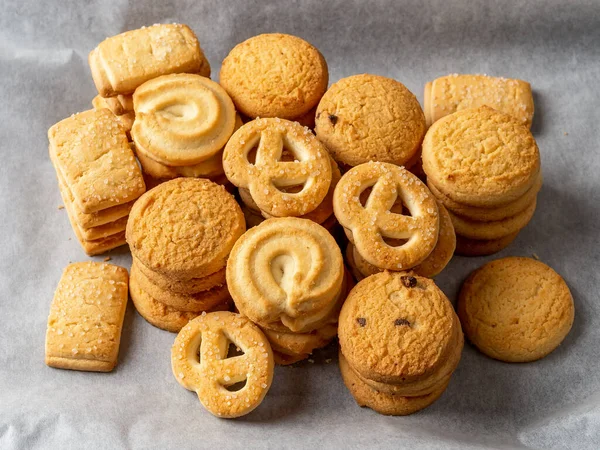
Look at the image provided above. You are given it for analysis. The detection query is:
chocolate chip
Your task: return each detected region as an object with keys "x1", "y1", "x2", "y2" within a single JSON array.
[
  {"x1": 328, "y1": 114, "x2": 338, "y2": 125},
  {"x1": 401, "y1": 275, "x2": 417, "y2": 288},
  {"x1": 356, "y1": 317, "x2": 366, "y2": 327},
  {"x1": 394, "y1": 318, "x2": 411, "y2": 327}
]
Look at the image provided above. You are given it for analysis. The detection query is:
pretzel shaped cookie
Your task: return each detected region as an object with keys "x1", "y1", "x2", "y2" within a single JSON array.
[
  {"x1": 171, "y1": 312, "x2": 274, "y2": 418},
  {"x1": 333, "y1": 162, "x2": 439, "y2": 270},
  {"x1": 227, "y1": 218, "x2": 344, "y2": 332},
  {"x1": 222, "y1": 118, "x2": 332, "y2": 217},
  {"x1": 132, "y1": 74, "x2": 236, "y2": 166}
]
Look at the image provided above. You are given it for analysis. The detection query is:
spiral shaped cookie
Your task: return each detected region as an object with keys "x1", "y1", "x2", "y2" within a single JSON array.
[
  {"x1": 226, "y1": 217, "x2": 344, "y2": 332},
  {"x1": 132, "y1": 74, "x2": 236, "y2": 166}
]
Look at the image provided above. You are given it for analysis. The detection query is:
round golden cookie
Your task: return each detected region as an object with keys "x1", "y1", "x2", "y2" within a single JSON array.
[
  {"x1": 219, "y1": 33, "x2": 328, "y2": 119},
  {"x1": 132, "y1": 74, "x2": 237, "y2": 166},
  {"x1": 262, "y1": 322, "x2": 338, "y2": 356},
  {"x1": 315, "y1": 74, "x2": 426, "y2": 167},
  {"x1": 333, "y1": 162, "x2": 439, "y2": 271},
  {"x1": 126, "y1": 178, "x2": 246, "y2": 280},
  {"x1": 448, "y1": 198, "x2": 536, "y2": 241},
  {"x1": 455, "y1": 232, "x2": 519, "y2": 257},
  {"x1": 172, "y1": 311, "x2": 274, "y2": 418},
  {"x1": 133, "y1": 256, "x2": 226, "y2": 295},
  {"x1": 457, "y1": 257, "x2": 574, "y2": 362},
  {"x1": 338, "y1": 271, "x2": 456, "y2": 385},
  {"x1": 130, "y1": 274, "x2": 230, "y2": 333},
  {"x1": 422, "y1": 106, "x2": 540, "y2": 207},
  {"x1": 133, "y1": 114, "x2": 243, "y2": 180},
  {"x1": 131, "y1": 262, "x2": 230, "y2": 312},
  {"x1": 428, "y1": 172, "x2": 543, "y2": 222},
  {"x1": 359, "y1": 315, "x2": 463, "y2": 397},
  {"x1": 227, "y1": 217, "x2": 344, "y2": 332},
  {"x1": 223, "y1": 118, "x2": 332, "y2": 217},
  {"x1": 413, "y1": 203, "x2": 456, "y2": 277},
  {"x1": 339, "y1": 352, "x2": 450, "y2": 416},
  {"x1": 259, "y1": 156, "x2": 341, "y2": 225}
]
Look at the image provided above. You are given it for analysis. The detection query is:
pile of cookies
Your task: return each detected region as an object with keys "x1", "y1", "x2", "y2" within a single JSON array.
[
  {"x1": 45, "y1": 23, "x2": 578, "y2": 422},
  {"x1": 126, "y1": 178, "x2": 246, "y2": 332},
  {"x1": 48, "y1": 109, "x2": 146, "y2": 255},
  {"x1": 422, "y1": 106, "x2": 541, "y2": 256},
  {"x1": 226, "y1": 217, "x2": 349, "y2": 364},
  {"x1": 335, "y1": 161, "x2": 456, "y2": 280},
  {"x1": 338, "y1": 272, "x2": 463, "y2": 415}
]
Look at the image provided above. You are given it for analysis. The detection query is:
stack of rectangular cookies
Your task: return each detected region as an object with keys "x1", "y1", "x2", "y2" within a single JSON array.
[{"x1": 48, "y1": 109, "x2": 146, "y2": 255}]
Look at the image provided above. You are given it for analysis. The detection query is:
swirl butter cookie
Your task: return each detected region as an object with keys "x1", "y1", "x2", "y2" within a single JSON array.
[
  {"x1": 458, "y1": 257, "x2": 574, "y2": 362},
  {"x1": 126, "y1": 178, "x2": 245, "y2": 280},
  {"x1": 172, "y1": 312, "x2": 274, "y2": 418},
  {"x1": 338, "y1": 272, "x2": 458, "y2": 385},
  {"x1": 227, "y1": 218, "x2": 344, "y2": 333},
  {"x1": 220, "y1": 33, "x2": 328, "y2": 119},
  {"x1": 223, "y1": 118, "x2": 332, "y2": 217},
  {"x1": 339, "y1": 352, "x2": 451, "y2": 416},
  {"x1": 333, "y1": 162, "x2": 439, "y2": 271},
  {"x1": 315, "y1": 74, "x2": 426, "y2": 167},
  {"x1": 422, "y1": 106, "x2": 540, "y2": 207},
  {"x1": 132, "y1": 74, "x2": 236, "y2": 166}
]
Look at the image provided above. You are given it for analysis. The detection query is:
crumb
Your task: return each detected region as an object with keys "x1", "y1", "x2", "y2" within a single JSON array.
[
  {"x1": 325, "y1": 358, "x2": 332, "y2": 364},
  {"x1": 308, "y1": 359, "x2": 315, "y2": 364},
  {"x1": 563, "y1": 131, "x2": 568, "y2": 136},
  {"x1": 57, "y1": 205, "x2": 65, "y2": 210},
  {"x1": 68, "y1": 237, "x2": 71, "y2": 241},
  {"x1": 104, "y1": 256, "x2": 112, "y2": 262},
  {"x1": 532, "y1": 253, "x2": 540, "y2": 260}
]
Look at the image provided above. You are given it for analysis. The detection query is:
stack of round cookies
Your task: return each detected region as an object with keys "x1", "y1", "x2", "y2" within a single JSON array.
[
  {"x1": 422, "y1": 106, "x2": 541, "y2": 256},
  {"x1": 338, "y1": 272, "x2": 463, "y2": 416},
  {"x1": 130, "y1": 74, "x2": 241, "y2": 188},
  {"x1": 223, "y1": 118, "x2": 339, "y2": 231},
  {"x1": 226, "y1": 217, "x2": 349, "y2": 364},
  {"x1": 334, "y1": 161, "x2": 456, "y2": 280},
  {"x1": 315, "y1": 74, "x2": 426, "y2": 174},
  {"x1": 126, "y1": 178, "x2": 246, "y2": 332},
  {"x1": 220, "y1": 33, "x2": 328, "y2": 129}
]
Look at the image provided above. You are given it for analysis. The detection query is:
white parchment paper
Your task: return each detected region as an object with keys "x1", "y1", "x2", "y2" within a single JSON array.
[{"x1": 1, "y1": 0, "x2": 599, "y2": 448}]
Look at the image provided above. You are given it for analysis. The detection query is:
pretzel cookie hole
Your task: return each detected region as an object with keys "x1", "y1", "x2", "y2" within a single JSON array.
[{"x1": 381, "y1": 235, "x2": 410, "y2": 247}]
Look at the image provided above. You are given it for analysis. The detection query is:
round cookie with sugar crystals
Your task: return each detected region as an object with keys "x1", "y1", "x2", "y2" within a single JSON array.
[
  {"x1": 422, "y1": 106, "x2": 540, "y2": 207},
  {"x1": 220, "y1": 33, "x2": 328, "y2": 119},
  {"x1": 338, "y1": 271, "x2": 458, "y2": 385},
  {"x1": 339, "y1": 352, "x2": 451, "y2": 416},
  {"x1": 457, "y1": 257, "x2": 574, "y2": 362},
  {"x1": 126, "y1": 178, "x2": 245, "y2": 280},
  {"x1": 315, "y1": 74, "x2": 426, "y2": 167}
]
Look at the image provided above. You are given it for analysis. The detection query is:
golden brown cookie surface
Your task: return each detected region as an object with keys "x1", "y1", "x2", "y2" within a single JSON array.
[
  {"x1": 458, "y1": 257, "x2": 574, "y2": 362},
  {"x1": 422, "y1": 106, "x2": 540, "y2": 207},
  {"x1": 315, "y1": 74, "x2": 426, "y2": 167},
  {"x1": 338, "y1": 272, "x2": 456, "y2": 384},
  {"x1": 126, "y1": 178, "x2": 245, "y2": 280},
  {"x1": 220, "y1": 33, "x2": 328, "y2": 119}
]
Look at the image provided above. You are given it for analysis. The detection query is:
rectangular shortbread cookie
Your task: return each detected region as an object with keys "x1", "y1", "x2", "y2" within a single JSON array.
[
  {"x1": 45, "y1": 262, "x2": 129, "y2": 372},
  {"x1": 424, "y1": 74, "x2": 534, "y2": 128},
  {"x1": 91, "y1": 97, "x2": 135, "y2": 133},
  {"x1": 89, "y1": 24, "x2": 203, "y2": 97},
  {"x1": 92, "y1": 94, "x2": 133, "y2": 116},
  {"x1": 48, "y1": 109, "x2": 145, "y2": 214}
]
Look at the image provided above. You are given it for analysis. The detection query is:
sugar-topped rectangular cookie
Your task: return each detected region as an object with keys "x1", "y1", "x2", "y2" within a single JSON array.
[
  {"x1": 89, "y1": 23, "x2": 209, "y2": 97},
  {"x1": 424, "y1": 74, "x2": 534, "y2": 128},
  {"x1": 48, "y1": 109, "x2": 145, "y2": 214},
  {"x1": 45, "y1": 262, "x2": 129, "y2": 372}
]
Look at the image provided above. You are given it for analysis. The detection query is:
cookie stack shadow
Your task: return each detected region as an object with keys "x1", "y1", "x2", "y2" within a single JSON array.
[{"x1": 338, "y1": 272, "x2": 464, "y2": 416}]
